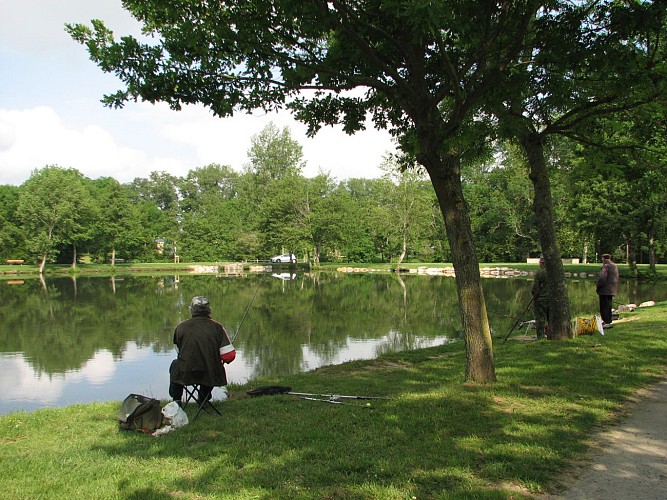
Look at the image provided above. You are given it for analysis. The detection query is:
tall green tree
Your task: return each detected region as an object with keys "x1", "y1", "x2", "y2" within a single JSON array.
[
  {"x1": 486, "y1": 1, "x2": 666, "y2": 339},
  {"x1": 300, "y1": 174, "x2": 351, "y2": 265},
  {"x1": 257, "y1": 175, "x2": 310, "y2": 258},
  {"x1": 67, "y1": 0, "x2": 557, "y2": 382},
  {"x1": 17, "y1": 166, "x2": 92, "y2": 273},
  {"x1": 245, "y1": 123, "x2": 305, "y2": 183},
  {"x1": 339, "y1": 178, "x2": 384, "y2": 262},
  {"x1": 128, "y1": 171, "x2": 181, "y2": 257},
  {"x1": 380, "y1": 161, "x2": 433, "y2": 268},
  {"x1": 0, "y1": 185, "x2": 25, "y2": 261},
  {"x1": 177, "y1": 164, "x2": 245, "y2": 261},
  {"x1": 178, "y1": 164, "x2": 239, "y2": 214},
  {"x1": 179, "y1": 197, "x2": 246, "y2": 261},
  {"x1": 566, "y1": 105, "x2": 667, "y2": 274},
  {"x1": 464, "y1": 144, "x2": 537, "y2": 262},
  {"x1": 90, "y1": 177, "x2": 145, "y2": 264}
]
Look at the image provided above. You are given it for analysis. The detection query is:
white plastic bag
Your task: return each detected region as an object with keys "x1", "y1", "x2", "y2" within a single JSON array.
[
  {"x1": 219, "y1": 387, "x2": 228, "y2": 401},
  {"x1": 162, "y1": 401, "x2": 189, "y2": 428},
  {"x1": 595, "y1": 315, "x2": 604, "y2": 335},
  {"x1": 152, "y1": 425, "x2": 174, "y2": 436}
]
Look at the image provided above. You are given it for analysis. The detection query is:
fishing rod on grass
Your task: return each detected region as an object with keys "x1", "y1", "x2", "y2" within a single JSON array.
[
  {"x1": 246, "y1": 386, "x2": 392, "y2": 406},
  {"x1": 231, "y1": 284, "x2": 261, "y2": 343},
  {"x1": 502, "y1": 294, "x2": 535, "y2": 344}
]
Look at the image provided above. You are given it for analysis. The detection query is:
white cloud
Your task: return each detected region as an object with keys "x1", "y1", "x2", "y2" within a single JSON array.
[
  {"x1": 0, "y1": 354, "x2": 64, "y2": 404},
  {"x1": 0, "y1": 103, "x2": 393, "y2": 186},
  {"x1": 154, "y1": 103, "x2": 394, "y2": 179},
  {"x1": 0, "y1": 106, "x2": 184, "y2": 185},
  {"x1": 72, "y1": 349, "x2": 117, "y2": 385},
  {"x1": 0, "y1": 0, "x2": 395, "y2": 187}
]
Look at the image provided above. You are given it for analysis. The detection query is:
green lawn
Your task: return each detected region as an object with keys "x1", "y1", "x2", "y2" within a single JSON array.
[{"x1": 2, "y1": 301, "x2": 666, "y2": 499}]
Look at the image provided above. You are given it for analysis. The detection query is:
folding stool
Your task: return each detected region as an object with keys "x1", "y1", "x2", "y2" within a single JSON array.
[{"x1": 182, "y1": 384, "x2": 222, "y2": 421}]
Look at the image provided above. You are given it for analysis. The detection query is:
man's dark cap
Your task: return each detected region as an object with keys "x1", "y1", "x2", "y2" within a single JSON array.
[{"x1": 189, "y1": 296, "x2": 211, "y2": 316}]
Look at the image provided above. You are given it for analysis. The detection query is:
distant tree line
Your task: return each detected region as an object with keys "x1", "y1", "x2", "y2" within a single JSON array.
[{"x1": 1, "y1": 123, "x2": 665, "y2": 271}]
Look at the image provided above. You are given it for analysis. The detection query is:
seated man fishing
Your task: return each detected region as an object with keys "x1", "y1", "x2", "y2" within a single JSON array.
[{"x1": 169, "y1": 296, "x2": 236, "y2": 405}]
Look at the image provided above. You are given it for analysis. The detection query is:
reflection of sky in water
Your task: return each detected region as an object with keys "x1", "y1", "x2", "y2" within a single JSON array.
[
  {"x1": 301, "y1": 333, "x2": 451, "y2": 372},
  {"x1": 0, "y1": 342, "x2": 173, "y2": 415},
  {"x1": 0, "y1": 335, "x2": 449, "y2": 415}
]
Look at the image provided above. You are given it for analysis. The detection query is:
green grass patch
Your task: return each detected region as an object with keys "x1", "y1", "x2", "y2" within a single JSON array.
[{"x1": 2, "y1": 303, "x2": 667, "y2": 498}]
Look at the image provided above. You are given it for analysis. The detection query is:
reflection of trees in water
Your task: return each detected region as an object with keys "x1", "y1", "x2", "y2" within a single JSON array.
[
  {"x1": 1, "y1": 274, "x2": 664, "y2": 378},
  {"x1": 0, "y1": 276, "x2": 184, "y2": 375},
  {"x1": 237, "y1": 273, "x2": 464, "y2": 378}
]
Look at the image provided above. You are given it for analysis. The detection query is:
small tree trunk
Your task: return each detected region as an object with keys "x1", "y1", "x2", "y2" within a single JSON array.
[
  {"x1": 314, "y1": 243, "x2": 321, "y2": 266},
  {"x1": 39, "y1": 253, "x2": 47, "y2": 274},
  {"x1": 395, "y1": 222, "x2": 408, "y2": 271},
  {"x1": 72, "y1": 242, "x2": 77, "y2": 269}
]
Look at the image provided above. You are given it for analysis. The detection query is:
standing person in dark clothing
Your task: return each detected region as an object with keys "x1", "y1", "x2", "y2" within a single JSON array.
[
  {"x1": 531, "y1": 257, "x2": 549, "y2": 339},
  {"x1": 596, "y1": 254, "x2": 619, "y2": 329},
  {"x1": 169, "y1": 296, "x2": 236, "y2": 405}
]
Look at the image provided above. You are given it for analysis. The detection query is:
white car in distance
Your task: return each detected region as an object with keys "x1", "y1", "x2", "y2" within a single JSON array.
[{"x1": 270, "y1": 253, "x2": 296, "y2": 263}]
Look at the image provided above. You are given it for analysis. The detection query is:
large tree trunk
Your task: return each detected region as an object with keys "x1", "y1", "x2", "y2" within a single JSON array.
[
  {"x1": 426, "y1": 154, "x2": 496, "y2": 383},
  {"x1": 520, "y1": 135, "x2": 573, "y2": 340}
]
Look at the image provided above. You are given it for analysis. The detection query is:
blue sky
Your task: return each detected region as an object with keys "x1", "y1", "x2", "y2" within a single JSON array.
[{"x1": 0, "y1": 0, "x2": 394, "y2": 186}]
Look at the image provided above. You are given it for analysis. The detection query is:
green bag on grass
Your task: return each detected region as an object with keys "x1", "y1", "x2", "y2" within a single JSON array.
[{"x1": 118, "y1": 394, "x2": 164, "y2": 432}]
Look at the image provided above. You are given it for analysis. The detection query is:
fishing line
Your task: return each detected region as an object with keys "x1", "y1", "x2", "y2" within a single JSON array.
[
  {"x1": 231, "y1": 284, "x2": 261, "y2": 343},
  {"x1": 502, "y1": 295, "x2": 535, "y2": 344}
]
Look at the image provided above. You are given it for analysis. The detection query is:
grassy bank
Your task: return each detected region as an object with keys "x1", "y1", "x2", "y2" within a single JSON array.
[{"x1": 2, "y1": 303, "x2": 666, "y2": 498}]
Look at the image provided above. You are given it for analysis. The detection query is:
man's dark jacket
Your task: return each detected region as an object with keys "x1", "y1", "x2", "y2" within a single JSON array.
[
  {"x1": 170, "y1": 315, "x2": 232, "y2": 387},
  {"x1": 532, "y1": 268, "x2": 549, "y2": 304},
  {"x1": 596, "y1": 261, "x2": 619, "y2": 297}
]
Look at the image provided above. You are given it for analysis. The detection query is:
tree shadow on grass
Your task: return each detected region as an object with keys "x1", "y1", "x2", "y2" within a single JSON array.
[{"x1": 88, "y1": 322, "x2": 667, "y2": 499}]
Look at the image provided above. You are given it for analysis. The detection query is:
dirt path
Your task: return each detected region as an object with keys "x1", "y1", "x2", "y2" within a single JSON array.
[{"x1": 546, "y1": 377, "x2": 667, "y2": 499}]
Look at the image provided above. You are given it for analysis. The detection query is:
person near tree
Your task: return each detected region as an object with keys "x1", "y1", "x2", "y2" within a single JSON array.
[
  {"x1": 531, "y1": 257, "x2": 549, "y2": 339},
  {"x1": 169, "y1": 296, "x2": 236, "y2": 405},
  {"x1": 596, "y1": 254, "x2": 619, "y2": 329}
]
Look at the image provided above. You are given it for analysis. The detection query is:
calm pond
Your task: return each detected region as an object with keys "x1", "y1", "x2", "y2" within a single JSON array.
[{"x1": 1, "y1": 271, "x2": 665, "y2": 415}]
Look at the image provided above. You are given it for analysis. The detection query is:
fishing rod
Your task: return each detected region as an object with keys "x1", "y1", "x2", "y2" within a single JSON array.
[
  {"x1": 231, "y1": 284, "x2": 261, "y2": 343},
  {"x1": 502, "y1": 294, "x2": 535, "y2": 344},
  {"x1": 300, "y1": 396, "x2": 374, "y2": 407},
  {"x1": 285, "y1": 391, "x2": 391, "y2": 401},
  {"x1": 246, "y1": 386, "x2": 391, "y2": 401}
]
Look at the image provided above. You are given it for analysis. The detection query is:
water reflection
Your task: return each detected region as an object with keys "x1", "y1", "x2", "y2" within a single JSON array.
[{"x1": 1, "y1": 272, "x2": 665, "y2": 414}]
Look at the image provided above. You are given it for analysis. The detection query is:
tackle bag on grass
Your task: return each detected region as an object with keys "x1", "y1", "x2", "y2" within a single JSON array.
[
  {"x1": 118, "y1": 394, "x2": 164, "y2": 432},
  {"x1": 574, "y1": 316, "x2": 604, "y2": 336}
]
